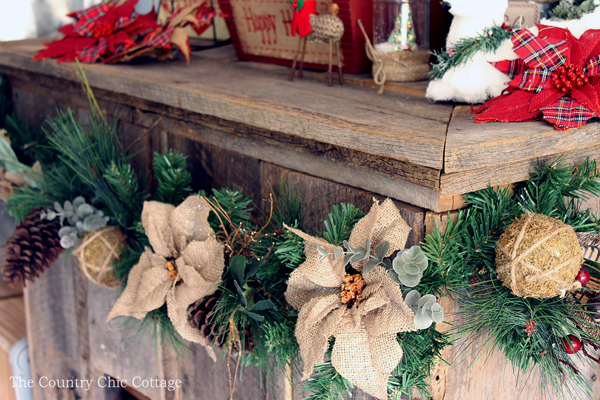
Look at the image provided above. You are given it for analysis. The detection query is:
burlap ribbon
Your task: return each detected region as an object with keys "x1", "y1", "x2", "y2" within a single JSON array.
[
  {"x1": 284, "y1": 198, "x2": 417, "y2": 400},
  {"x1": 108, "y1": 196, "x2": 225, "y2": 359}
]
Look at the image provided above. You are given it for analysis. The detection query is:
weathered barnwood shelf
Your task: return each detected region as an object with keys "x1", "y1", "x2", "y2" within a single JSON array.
[
  {"x1": 2, "y1": 39, "x2": 600, "y2": 400},
  {"x1": 2, "y1": 39, "x2": 598, "y2": 214}
]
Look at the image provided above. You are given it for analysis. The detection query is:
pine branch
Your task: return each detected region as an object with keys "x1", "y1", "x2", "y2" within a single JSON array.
[
  {"x1": 207, "y1": 187, "x2": 253, "y2": 231},
  {"x1": 302, "y1": 343, "x2": 353, "y2": 400},
  {"x1": 152, "y1": 150, "x2": 192, "y2": 205},
  {"x1": 424, "y1": 158, "x2": 600, "y2": 398},
  {"x1": 322, "y1": 203, "x2": 365, "y2": 246},
  {"x1": 429, "y1": 24, "x2": 513, "y2": 79},
  {"x1": 268, "y1": 180, "x2": 307, "y2": 229},
  {"x1": 549, "y1": 0, "x2": 597, "y2": 20},
  {"x1": 104, "y1": 161, "x2": 146, "y2": 224}
]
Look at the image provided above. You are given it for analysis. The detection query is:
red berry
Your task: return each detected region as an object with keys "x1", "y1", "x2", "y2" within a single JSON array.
[
  {"x1": 561, "y1": 335, "x2": 582, "y2": 354},
  {"x1": 576, "y1": 267, "x2": 591, "y2": 286}
]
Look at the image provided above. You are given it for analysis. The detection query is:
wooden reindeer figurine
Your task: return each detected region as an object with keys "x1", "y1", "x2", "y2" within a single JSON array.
[{"x1": 289, "y1": 2, "x2": 344, "y2": 86}]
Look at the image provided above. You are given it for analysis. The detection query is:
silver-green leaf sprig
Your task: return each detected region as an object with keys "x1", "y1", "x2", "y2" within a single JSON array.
[
  {"x1": 41, "y1": 196, "x2": 109, "y2": 249},
  {"x1": 390, "y1": 246, "x2": 428, "y2": 287},
  {"x1": 318, "y1": 239, "x2": 393, "y2": 274},
  {"x1": 404, "y1": 289, "x2": 444, "y2": 329}
]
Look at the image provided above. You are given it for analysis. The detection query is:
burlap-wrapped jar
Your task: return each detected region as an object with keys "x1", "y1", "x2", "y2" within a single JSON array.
[
  {"x1": 496, "y1": 213, "x2": 583, "y2": 298},
  {"x1": 75, "y1": 226, "x2": 125, "y2": 289}
]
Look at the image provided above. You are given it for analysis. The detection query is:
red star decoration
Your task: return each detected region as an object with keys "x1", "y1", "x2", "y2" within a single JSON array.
[{"x1": 474, "y1": 25, "x2": 600, "y2": 130}]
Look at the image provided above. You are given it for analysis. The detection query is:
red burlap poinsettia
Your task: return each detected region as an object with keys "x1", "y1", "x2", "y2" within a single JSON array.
[
  {"x1": 35, "y1": 0, "x2": 219, "y2": 64},
  {"x1": 474, "y1": 25, "x2": 600, "y2": 130}
]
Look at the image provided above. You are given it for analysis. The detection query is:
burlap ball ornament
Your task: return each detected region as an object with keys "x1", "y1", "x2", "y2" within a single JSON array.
[
  {"x1": 74, "y1": 226, "x2": 125, "y2": 289},
  {"x1": 496, "y1": 213, "x2": 583, "y2": 298}
]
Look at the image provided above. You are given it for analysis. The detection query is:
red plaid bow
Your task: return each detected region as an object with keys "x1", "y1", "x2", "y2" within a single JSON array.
[
  {"x1": 474, "y1": 25, "x2": 600, "y2": 130},
  {"x1": 34, "y1": 0, "x2": 162, "y2": 63}
]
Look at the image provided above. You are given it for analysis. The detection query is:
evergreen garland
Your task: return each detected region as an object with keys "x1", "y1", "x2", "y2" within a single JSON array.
[
  {"x1": 429, "y1": 24, "x2": 513, "y2": 80},
  {"x1": 286, "y1": 202, "x2": 451, "y2": 400},
  {"x1": 152, "y1": 150, "x2": 193, "y2": 205},
  {"x1": 424, "y1": 158, "x2": 600, "y2": 398},
  {"x1": 549, "y1": 0, "x2": 598, "y2": 21}
]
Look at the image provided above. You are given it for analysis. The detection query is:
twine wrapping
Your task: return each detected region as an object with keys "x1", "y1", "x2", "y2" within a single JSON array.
[
  {"x1": 74, "y1": 225, "x2": 125, "y2": 289},
  {"x1": 107, "y1": 196, "x2": 225, "y2": 359},
  {"x1": 284, "y1": 198, "x2": 416, "y2": 400},
  {"x1": 357, "y1": 20, "x2": 430, "y2": 95},
  {"x1": 496, "y1": 213, "x2": 583, "y2": 298}
]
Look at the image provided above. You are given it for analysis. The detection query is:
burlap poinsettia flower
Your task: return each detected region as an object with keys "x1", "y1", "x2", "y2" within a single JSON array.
[
  {"x1": 284, "y1": 199, "x2": 417, "y2": 400},
  {"x1": 108, "y1": 196, "x2": 224, "y2": 359}
]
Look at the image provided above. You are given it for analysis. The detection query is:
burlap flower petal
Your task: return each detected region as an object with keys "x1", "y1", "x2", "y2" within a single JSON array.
[
  {"x1": 142, "y1": 201, "x2": 177, "y2": 259},
  {"x1": 166, "y1": 261, "x2": 217, "y2": 360},
  {"x1": 285, "y1": 224, "x2": 345, "y2": 289},
  {"x1": 108, "y1": 251, "x2": 172, "y2": 320},
  {"x1": 331, "y1": 318, "x2": 403, "y2": 400},
  {"x1": 170, "y1": 196, "x2": 212, "y2": 254},
  {"x1": 182, "y1": 236, "x2": 225, "y2": 286},
  {"x1": 348, "y1": 199, "x2": 410, "y2": 271},
  {"x1": 296, "y1": 298, "x2": 346, "y2": 379},
  {"x1": 285, "y1": 269, "x2": 339, "y2": 311}
]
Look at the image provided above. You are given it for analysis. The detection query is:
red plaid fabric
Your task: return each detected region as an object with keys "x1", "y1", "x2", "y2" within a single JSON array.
[
  {"x1": 35, "y1": 0, "x2": 210, "y2": 64},
  {"x1": 474, "y1": 25, "x2": 600, "y2": 131},
  {"x1": 512, "y1": 29, "x2": 568, "y2": 70},
  {"x1": 142, "y1": 27, "x2": 174, "y2": 48},
  {"x1": 76, "y1": 38, "x2": 108, "y2": 63},
  {"x1": 491, "y1": 59, "x2": 526, "y2": 79},
  {"x1": 511, "y1": 68, "x2": 552, "y2": 92},
  {"x1": 540, "y1": 96, "x2": 595, "y2": 130},
  {"x1": 585, "y1": 55, "x2": 600, "y2": 77},
  {"x1": 71, "y1": 3, "x2": 112, "y2": 36}
]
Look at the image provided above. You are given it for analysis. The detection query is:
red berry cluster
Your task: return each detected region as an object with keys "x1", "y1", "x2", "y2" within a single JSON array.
[
  {"x1": 551, "y1": 64, "x2": 589, "y2": 93},
  {"x1": 91, "y1": 21, "x2": 114, "y2": 38}
]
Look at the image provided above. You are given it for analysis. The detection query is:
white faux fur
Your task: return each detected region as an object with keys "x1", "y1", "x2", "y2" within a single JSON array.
[{"x1": 426, "y1": 1, "x2": 600, "y2": 104}]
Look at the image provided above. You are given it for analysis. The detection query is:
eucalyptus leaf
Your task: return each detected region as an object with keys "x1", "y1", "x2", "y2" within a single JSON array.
[
  {"x1": 382, "y1": 258, "x2": 392, "y2": 270},
  {"x1": 77, "y1": 203, "x2": 95, "y2": 218},
  {"x1": 239, "y1": 309, "x2": 265, "y2": 322},
  {"x1": 398, "y1": 272, "x2": 422, "y2": 288},
  {"x1": 374, "y1": 240, "x2": 390, "y2": 261},
  {"x1": 233, "y1": 280, "x2": 247, "y2": 308},
  {"x1": 343, "y1": 240, "x2": 355, "y2": 253},
  {"x1": 333, "y1": 247, "x2": 342, "y2": 260},
  {"x1": 251, "y1": 300, "x2": 276, "y2": 312},
  {"x1": 363, "y1": 259, "x2": 380, "y2": 274},
  {"x1": 343, "y1": 253, "x2": 353, "y2": 266},
  {"x1": 317, "y1": 245, "x2": 329, "y2": 257},
  {"x1": 418, "y1": 294, "x2": 437, "y2": 308},
  {"x1": 388, "y1": 270, "x2": 401, "y2": 284},
  {"x1": 246, "y1": 259, "x2": 261, "y2": 280},
  {"x1": 73, "y1": 196, "x2": 86, "y2": 209},
  {"x1": 414, "y1": 310, "x2": 433, "y2": 329},
  {"x1": 229, "y1": 255, "x2": 247, "y2": 284}
]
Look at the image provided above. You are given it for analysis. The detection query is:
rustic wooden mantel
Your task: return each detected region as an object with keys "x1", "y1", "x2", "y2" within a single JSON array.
[
  {"x1": 2, "y1": 39, "x2": 599, "y2": 213},
  {"x1": 2, "y1": 39, "x2": 600, "y2": 400}
]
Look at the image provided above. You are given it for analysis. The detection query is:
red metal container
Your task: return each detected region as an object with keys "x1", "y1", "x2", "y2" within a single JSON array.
[{"x1": 218, "y1": 0, "x2": 373, "y2": 74}]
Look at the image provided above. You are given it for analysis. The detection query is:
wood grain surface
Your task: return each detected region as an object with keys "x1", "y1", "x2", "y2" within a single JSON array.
[{"x1": 0, "y1": 40, "x2": 452, "y2": 169}]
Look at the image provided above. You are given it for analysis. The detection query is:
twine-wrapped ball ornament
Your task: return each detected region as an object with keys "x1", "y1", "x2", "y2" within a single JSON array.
[
  {"x1": 496, "y1": 213, "x2": 583, "y2": 298},
  {"x1": 74, "y1": 226, "x2": 125, "y2": 289}
]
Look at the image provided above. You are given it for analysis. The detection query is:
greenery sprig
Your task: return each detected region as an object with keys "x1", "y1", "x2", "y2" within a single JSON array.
[
  {"x1": 549, "y1": 0, "x2": 598, "y2": 21},
  {"x1": 429, "y1": 24, "x2": 514, "y2": 80},
  {"x1": 423, "y1": 158, "x2": 600, "y2": 398}
]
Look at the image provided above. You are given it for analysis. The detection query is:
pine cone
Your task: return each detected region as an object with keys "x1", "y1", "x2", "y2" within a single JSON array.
[
  {"x1": 1, "y1": 208, "x2": 63, "y2": 287},
  {"x1": 188, "y1": 293, "x2": 255, "y2": 352}
]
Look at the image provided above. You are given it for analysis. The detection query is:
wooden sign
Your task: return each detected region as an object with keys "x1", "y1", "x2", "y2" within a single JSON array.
[
  {"x1": 505, "y1": 1, "x2": 541, "y2": 28},
  {"x1": 219, "y1": 0, "x2": 374, "y2": 74}
]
